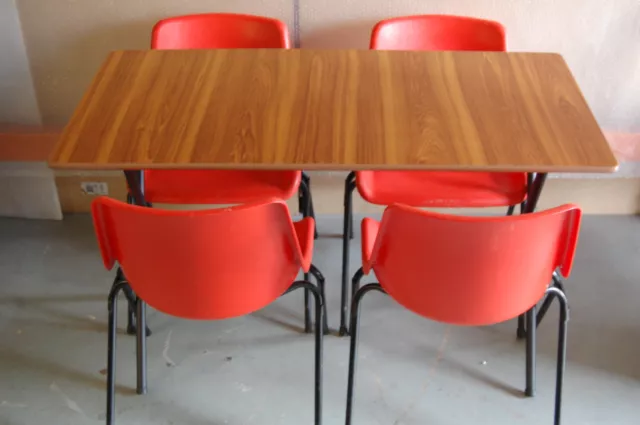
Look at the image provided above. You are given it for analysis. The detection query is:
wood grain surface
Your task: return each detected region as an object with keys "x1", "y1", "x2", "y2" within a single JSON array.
[{"x1": 49, "y1": 49, "x2": 617, "y2": 172}]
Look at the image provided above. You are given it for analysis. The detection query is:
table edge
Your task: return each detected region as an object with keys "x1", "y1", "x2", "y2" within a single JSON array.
[{"x1": 47, "y1": 161, "x2": 620, "y2": 173}]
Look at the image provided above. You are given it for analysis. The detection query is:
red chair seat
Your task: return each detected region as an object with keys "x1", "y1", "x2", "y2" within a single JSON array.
[
  {"x1": 355, "y1": 171, "x2": 527, "y2": 207},
  {"x1": 144, "y1": 170, "x2": 301, "y2": 204}
]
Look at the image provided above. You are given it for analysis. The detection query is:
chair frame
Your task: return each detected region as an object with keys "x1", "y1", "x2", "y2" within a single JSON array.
[
  {"x1": 345, "y1": 271, "x2": 569, "y2": 425},
  {"x1": 340, "y1": 171, "x2": 530, "y2": 336},
  {"x1": 106, "y1": 274, "x2": 325, "y2": 425}
]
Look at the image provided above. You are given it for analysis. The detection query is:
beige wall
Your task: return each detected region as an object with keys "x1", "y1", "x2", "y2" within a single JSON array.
[
  {"x1": 300, "y1": 0, "x2": 640, "y2": 133},
  {"x1": 0, "y1": 0, "x2": 40, "y2": 124},
  {"x1": 16, "y1": 0, "x2": 292, "y2": 125},
  {"x1": 14, "y1": 0, "x2": 640, "y2": 132}
]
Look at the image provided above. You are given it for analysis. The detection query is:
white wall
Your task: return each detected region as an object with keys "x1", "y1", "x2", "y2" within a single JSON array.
[
  {"x1": 301, "y1": 0, "x2": 640, "y2": 133},
  {"x1": 15, "y1": 0, "x2": 639, "y2": 133},
  {"x1": 0, "y1": 0, "x2": 40, "y2": 124}
]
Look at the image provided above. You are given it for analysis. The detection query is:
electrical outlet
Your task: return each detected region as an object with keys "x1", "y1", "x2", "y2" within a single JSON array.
[{"x1": 81, "y1": 182, "x2": 109, "y2": 196}]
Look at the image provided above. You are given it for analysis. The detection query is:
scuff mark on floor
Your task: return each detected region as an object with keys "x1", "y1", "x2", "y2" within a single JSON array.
[
  {"x1": 50, "y1": 382, "x2": 86, "y2": 416},
  {"x1": 1, "y1": 400, "x2": 27, "y2": 408},
  {"x1": 163, "y1": 330, "x2": 176, "y2": 367},
  {"x1": 234, "y1": 382, "x2": 252, "y2": 393},
  {"x1": 223, "y1": 325, "x2": 243, "y2": 334}
]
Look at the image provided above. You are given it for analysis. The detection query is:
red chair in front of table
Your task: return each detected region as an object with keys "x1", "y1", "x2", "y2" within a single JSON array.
[
  {"x1": 340, "y1": 15, "x2": 528, "y2": 335},
  {"x1": 92, "y1": 198, "x2": 326, "y2": 425},
  {"x1": 120, "y1": 13, "x2": 318, "y2": 335},
  {"x1": 345, "y1": 204, "x2": 581, "y2": 425}
]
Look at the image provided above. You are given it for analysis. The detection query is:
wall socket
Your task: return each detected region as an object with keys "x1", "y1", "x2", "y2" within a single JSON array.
[{"x1": 80, "y1": 182, "x2": 109, "y2": 196}]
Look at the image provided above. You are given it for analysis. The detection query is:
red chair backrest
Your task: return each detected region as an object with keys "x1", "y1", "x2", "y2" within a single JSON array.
[
  {"x1": 370, "y1": 15, "x2": 506, "y2": 51},
  {"x1": 367, "y1": 204, "x2": 581, "y2": 326},
  {"x1": 92, "y1": 198, "x2": 305, "y2": 320},
  {"x1": 151, "y1": 13, "x2": 290, "y2": 49}
]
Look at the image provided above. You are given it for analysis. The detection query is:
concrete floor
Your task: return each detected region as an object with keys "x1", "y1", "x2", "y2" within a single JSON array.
[{"x1": 0, "y1": 214, "x2": 639, "y2": 425}]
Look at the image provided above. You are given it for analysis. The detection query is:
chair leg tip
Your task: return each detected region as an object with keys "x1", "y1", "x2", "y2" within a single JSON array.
[{"x1": 339, "y1": 326, "x2": 349, "y2": 337}]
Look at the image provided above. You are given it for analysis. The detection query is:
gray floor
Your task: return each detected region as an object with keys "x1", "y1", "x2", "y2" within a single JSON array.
[{"x1": 0, "y1": 214, "x2": 639, "y2": 425}]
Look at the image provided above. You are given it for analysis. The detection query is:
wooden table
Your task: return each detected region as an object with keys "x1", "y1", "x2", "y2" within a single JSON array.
[
  {"x1": 48, "y1": 49, "x2": 617, "y2": 388},
  {"x1": 50, "y1": 49, "x2": 616, "y2": 173},
  {"x1": 49, "y1": 48, "x2": 616, "y2": 214}
]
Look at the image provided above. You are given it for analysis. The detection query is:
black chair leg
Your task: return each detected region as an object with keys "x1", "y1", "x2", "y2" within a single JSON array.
[
  {"x1": 116, "y1": 268, "x2": 151, "y2": 337},
  {"x1": 546, "y1": 286, "x2": 569, "y2": 425},
  {"x1": 345, "y1": 283, "x2": 386, "y2": 425},
  {"x1": 114, "y1": 268, "x2": 134, "y2": 335},
  {"x1": 340, "y1": 173, "x2": 356, "y2": 336},
  {"x1": 126, "y1": 299, "x2": 136, "y2": 335},
  {"x1": 348, "y1": 267, "x2": 365, "y2": 334},
  {"x1": 286, "y1": 280, "x2": 325, "y2": 425},
  {"x1": 347, "y1": 173, "x2": 355, "y2": 240},
  {"x1": 107, "y1": 281, "x2": 128, "y2": 425},
  {"x1": 136, "y1": 298, "x2": 148, "y2": 395},
  {"x1": 507, "y1": 205, "x2": 515, "y2": 216},
  {"x1": 525, "y1": 305, "x2": 536, "y2": 397},
  {"x1": 300, "y1": 177, "x2": 314, "y2": 333},
  {"x1": 537, "y1": 273, "x2": 565, "y2": 327},
  {"x1": 310, "y1": 285, "x2": 324, "y2": 425},
  {"x1": 349, "y1": 210, "x2": 354, "y2": 239},
  {"x1": 310, "y1": 264, "x2": 329, "y2": 334},
  {"x1": 304, "y1": 272, "x2": 312, "y2": 333},
  {"x1": 301, "y1": 173, "x2": 318, "y2": 239},
  {"x1": 517, "y1": 315, "x2": 526, "y2": 339},
  {"x1": 124, "y1": 291, "x2": 151, "y2": 337}
]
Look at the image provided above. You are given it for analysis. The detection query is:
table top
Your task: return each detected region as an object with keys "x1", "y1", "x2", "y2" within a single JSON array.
[{"x1": 49, "y1": 49, "x2": 618, "y2": 172}]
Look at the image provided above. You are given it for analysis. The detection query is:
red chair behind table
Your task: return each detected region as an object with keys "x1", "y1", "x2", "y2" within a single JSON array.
[
  {"x1": 118, "y1": 13, "x2": 318, "y2": 335},
  {"x1": 148, "y1": 13, "x2": 315, "y2": 223},
  {"x1": 345, "y1": 204, "x2": 581, "y2": 425},
  {"x1": 92, "y1": 197, "x2": 326, "y2": 425},
  {"x1": 339, "y1": 15, "x2": 528, "y2": 335}
]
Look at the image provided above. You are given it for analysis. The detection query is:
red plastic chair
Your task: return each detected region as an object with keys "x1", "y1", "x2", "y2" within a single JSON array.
[
  {"x1": 147, "y1": 13, "x2": 314, "y2": 216},
  {"x1": 340, "y1": 15, "x2": 528, "y2": 335},
  {"x1": 117, "y1": 13, "x2": 317, "y2": 336},
  {"x1": 92, "y1": 197, "x2": 325, "y2": 425},
  {"x1": 345, "y1": 204, "x2": 581, "y2": 425}
]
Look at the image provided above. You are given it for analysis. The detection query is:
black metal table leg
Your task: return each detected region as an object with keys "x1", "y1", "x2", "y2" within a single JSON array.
[
  {"x1": 122, "y1": 170, "x2": 152, "y2": 339},
  {"x1": 522, "y1": 173, "x2": 547, "y2": 215},
  {"x1": 124, "y1": 170, "x2": 148, "y2": 206},
  {"x1": 517, "y1": 173, "x2": 548, "y2": 340},
  {"x1": 517, "y1": 173, "x2": 548, "y2": 399},
  {"x1": 340, "y1": 173, "x2": 356, "y2": 336}
]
